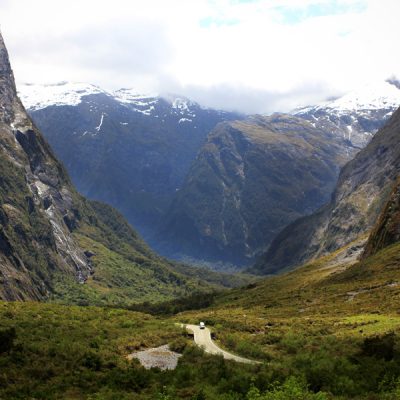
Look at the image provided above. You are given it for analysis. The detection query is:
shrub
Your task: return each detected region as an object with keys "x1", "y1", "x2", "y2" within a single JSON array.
[
  {"x1": 361, "y1": 332, "x2": 396, "y2": 361},
  {"x1": 82, "y1": 352, "x2": 103, "y2": 371},
  {"x1": 246, "y1": 377, "x2": 328, "y2": 400},
  {"x1": 0, "y1": 327, "x2": 16, "y2": 353}
]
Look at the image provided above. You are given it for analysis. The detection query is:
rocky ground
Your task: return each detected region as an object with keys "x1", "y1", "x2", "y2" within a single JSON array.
[{"x1": 127, "y1": 345, "x2": 182, "y2": 370}]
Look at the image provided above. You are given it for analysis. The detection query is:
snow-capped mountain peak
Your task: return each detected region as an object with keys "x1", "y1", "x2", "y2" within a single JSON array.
[
  {"x1": 295, "y1": 80, "x2": 400, "y2": 115},
  {"x1": 18, "y1": 82, "x2": 110, "y2": 111},
  {"x1": 323, "y1": 81, "x2": 400, "y2": 113},
  {"x1": 293, "y1": 80, "x2": 400, "y2": 149}
]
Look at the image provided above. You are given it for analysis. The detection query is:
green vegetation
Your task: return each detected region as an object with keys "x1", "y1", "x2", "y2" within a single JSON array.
[
  {"x1": 128, "y1": 291, "x2": 218, "y2": 316},
  {"x1": 0, "y1": 301, "x2": 300, "y2": 400},
  {"x1": 176, "y1": 241, "x2": 400, "y2": 399},
  {"x1": 0, "y1": 150, "x2": 57, "y2": 299},
  {"x1": 2, "y1": 242, "x2": 400, "y2": 398},
  {"x1": 45, "y1": 199, "x2": 251, "y2": 307}
]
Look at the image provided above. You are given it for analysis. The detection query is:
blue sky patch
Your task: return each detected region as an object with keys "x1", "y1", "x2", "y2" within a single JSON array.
[{"x1": 274, "y1": 1, "x2": 367, "y2": 24}]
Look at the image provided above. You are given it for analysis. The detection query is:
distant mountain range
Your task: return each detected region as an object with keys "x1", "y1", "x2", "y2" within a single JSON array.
[
  {"x1": 19, "y1": 82, "x2": 242, "y2": 239},
  {"x1": 18, "y1": 79, "x2": 400, "y2": 269}
]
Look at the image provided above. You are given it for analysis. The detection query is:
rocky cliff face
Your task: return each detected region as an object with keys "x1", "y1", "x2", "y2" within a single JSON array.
[
  {"x1": 156, "y1": 114, "x2": 350, "y2": 267},
  {"x1": 253, "y1": 105, "x2": 400, "y2": 274},
  {"x1": 19, "y1": 83, "x2": 242, "y2": 238},
  {"x1": 363, "y1": 177, "x2": 400, "y2": 258},
  {"x1": 0, "y1": 33, "x2": 91, "y2": 299}
]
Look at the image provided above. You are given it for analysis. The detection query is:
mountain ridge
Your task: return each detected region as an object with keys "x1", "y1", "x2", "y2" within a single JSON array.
[
  {"x1": 253, "y1": 104, "x2": 400, "y2": 274},
  {"x1": 155, "y1": 113, "x2": 350, "y2": 267}
]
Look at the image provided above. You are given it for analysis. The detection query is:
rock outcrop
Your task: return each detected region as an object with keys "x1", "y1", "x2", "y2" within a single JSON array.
[
  {"x1": 363, "y1": 177, "x2": 400, "y2": 258},
  {"x1": 0, "y1": 32, "x2": 93, "y2": 299}
]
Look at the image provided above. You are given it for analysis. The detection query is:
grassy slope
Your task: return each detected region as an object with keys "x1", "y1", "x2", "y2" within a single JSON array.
[
  {"x1": 46, "y1": 194, "x2": 186, "y2": 306},
  {"x1": 2, "y1": 244, "x2": 400, "y2": 399},
  {"x1": 50, "y1": 199, "x2": 253, "y2": 307},
  {"x1": 177, "y1": 242, "x2": 400, "y2": 398}
]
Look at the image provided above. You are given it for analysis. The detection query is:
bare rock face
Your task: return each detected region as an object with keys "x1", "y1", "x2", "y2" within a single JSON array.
[
  {"x1": 253, "y1": 106, "x2": 400, "y2": 274},
  {"x1": 363, "y1": 178, "x2": 400, "y2": 258},
  {"x1": 0, "y1": 32, "x2": 91, "y2": 299}
]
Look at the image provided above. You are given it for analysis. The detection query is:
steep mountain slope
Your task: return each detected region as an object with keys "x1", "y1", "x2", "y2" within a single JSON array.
[
  {"x1": 18, "y1": 82, "x2": 241, "y2": 238},
  {"x1": 156, "y1": 114, "x2": 350, "y2": 267},
  {"x1": 253, "y1": 105, "x2": 400, "y2": 274},
  {"x1": 0, "y1": 33, "x2": 92, "y2": 300},
  {"x1": 294, "y1": 80, "x2": 400, "y2": 149},
  {"x1": 0, "y1": 32, "x2": 239, "y2": 304},
  {"x1": 363, "y1": 177, "x2": 400, "y2": 258}
]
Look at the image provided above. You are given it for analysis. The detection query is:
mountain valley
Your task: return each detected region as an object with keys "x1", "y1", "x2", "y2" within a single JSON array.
[
  {"x1": 2, "y1": 11, "x2": 400, "y2": 399},
  {"x1": 0, "y1": 32, "x2": 247, "y2": 306},
  {"x1": 19, "y1": 82, "x2": 242, "y2": 239},
  {"x1": 157, "y1": 113, "x2": 350, "y2": 266},
  {"x1": 19, "y1": 80, "x2": 400, "y2": 269}
]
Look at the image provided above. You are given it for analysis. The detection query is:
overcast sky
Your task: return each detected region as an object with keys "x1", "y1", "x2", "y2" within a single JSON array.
[{"x1": 1, "y1": 0, "x2": 399, "y2": 113}]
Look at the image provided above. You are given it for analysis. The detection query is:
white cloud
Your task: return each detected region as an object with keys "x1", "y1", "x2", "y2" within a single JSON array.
[{"x1": 1, "y1": 0, "x2": 400, "y2": 113}]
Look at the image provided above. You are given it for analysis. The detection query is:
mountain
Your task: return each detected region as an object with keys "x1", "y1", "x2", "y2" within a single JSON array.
[
  {"x1": 0, "y1": 32, "x2": 242, "y2": 304},
  {"x1": 294, "y1": 80, "x2": 400, "y2": 149},
  {"x1": 253, "y1": 104, "x2": 400, "y2": 274},
  {"x1": 19, "y1": 79, "x2": 400, "y2": 271},
  {"x1": 362, "y1": 177, "x2": 400, "y2": 258},
  {"x1": 155, "y1": 113, "x2": 350, "y2": 267},
  {"x1": 18, "y1": 82, "x2": 242, "y2": 238},
  {"x1": 153, "y1": 82, "x2": 400, "y2": 268}
]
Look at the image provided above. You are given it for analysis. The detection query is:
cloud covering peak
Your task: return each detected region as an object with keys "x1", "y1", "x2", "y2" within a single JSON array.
[{"x1": 1, "y1": 0, "x2": 399, "y2": 113}]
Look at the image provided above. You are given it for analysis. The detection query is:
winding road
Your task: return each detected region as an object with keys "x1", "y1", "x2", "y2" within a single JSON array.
[{"x1": 185, "y1": 324, "x2": 259, "y2": 364}]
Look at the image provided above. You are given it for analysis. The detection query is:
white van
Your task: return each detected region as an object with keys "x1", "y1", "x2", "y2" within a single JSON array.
[{"x1": 199, "y1": 322, "x2": 205, "y2": 329}]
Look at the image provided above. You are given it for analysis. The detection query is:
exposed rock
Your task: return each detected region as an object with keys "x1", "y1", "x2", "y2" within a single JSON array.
[
  {"x1": 363, "y1": 178, "x2": 400, "y2": 258},
  {"x1": 127, "y1": 345, "x2": 182, "y2": 370},
  {"x1": 0, "y1": 32, "x2": 94, "y2": 298}
]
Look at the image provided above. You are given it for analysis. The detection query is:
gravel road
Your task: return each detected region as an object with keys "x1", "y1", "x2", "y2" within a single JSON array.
[{"x1": 185, "y1": 324, "x2": 258, "y2": 364}]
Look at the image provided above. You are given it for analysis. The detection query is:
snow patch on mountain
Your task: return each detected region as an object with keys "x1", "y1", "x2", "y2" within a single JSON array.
[
  {"x1": 95, "y1": 113, "x2": 105, "y2": 132},
  {"x1": 113, "y1": 88, "x2": 158, "y2": 104},
  {"x1": 18, "y1": 82, "x2": 109, "y2": 111},
  {"x1": 178, "y1": 118, "x2": 192, "y2": 123},
  {"x1": 113, "y1": 88, "x2": 159, "y2": 116}
]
